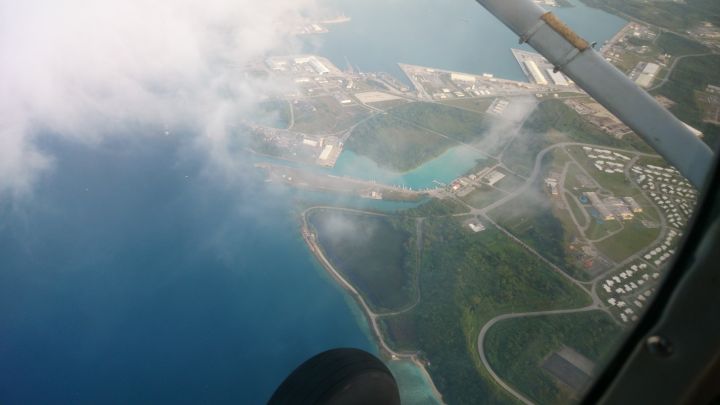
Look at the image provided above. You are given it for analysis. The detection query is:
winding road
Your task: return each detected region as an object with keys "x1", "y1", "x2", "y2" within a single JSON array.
[
  {"x1": 301, "y1": 139, "x2": 665, "y2": 405},
  {"x1": 476, "y1": 305, "x2": 604, "y2": 405},
  {"x1": 299, "y1": 206, "x2": 445, "y2": 403}
]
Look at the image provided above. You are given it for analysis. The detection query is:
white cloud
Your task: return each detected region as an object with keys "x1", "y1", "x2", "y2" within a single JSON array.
[{"x1": 0, "y1": 0, "x2": 321, "y2": 198}]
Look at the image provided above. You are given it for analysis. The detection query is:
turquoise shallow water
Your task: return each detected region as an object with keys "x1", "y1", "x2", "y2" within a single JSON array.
[
  {"x1": 388, "y1": 361, "x2": 443, "y2": 405},
  {"x1": 331, "y1": 147, "x2": 486, "y2": 190},
  {"x1": 253, "y1": 145, "x2": 486, "y2": 191}
]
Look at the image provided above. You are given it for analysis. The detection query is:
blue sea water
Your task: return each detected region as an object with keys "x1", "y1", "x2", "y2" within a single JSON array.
[
  {"x1": 0, "y1": 135, "x2": 375, "y2": 404},
  {"x1": 306, "y1": 0, "x2": 626, "y2": 84}
]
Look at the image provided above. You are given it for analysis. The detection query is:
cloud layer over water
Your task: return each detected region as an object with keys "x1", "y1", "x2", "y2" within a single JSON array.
[{"x1": 0, "y1": 0, "x2": 321, "y2": 198}]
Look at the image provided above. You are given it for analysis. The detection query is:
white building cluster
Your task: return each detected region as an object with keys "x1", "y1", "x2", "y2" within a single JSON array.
[
  {"x1": 601, "y1": 262, "x2": 660, "y2": 324},
  {"x1": 643, "y1": 229, "x2": 680, "y2": 267},
  {"x1": 632, "y1": 164, "x2": 697, "y2": 228},
  {"x1": 487, "y1": 99, "x2": 510, "y2": 116},
  {"x1": 582, "y1": 146, "x2": 630, "y2": 174}
]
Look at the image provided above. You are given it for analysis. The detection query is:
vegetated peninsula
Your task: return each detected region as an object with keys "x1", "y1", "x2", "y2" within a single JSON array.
[{"x1": 345, "y1": 103, "x2": 494, "y2": 172}]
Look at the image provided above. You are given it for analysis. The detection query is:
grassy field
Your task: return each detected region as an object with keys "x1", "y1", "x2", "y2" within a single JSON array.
[
  {"x1": 493, "y1": 169, "x2": 527, "y2": 193},
  {"x1": 594, "y1": 221, "x2": 660, "y2": 262},
  {"x1": 346, "y1": 102, "x2": 497, "y2": 171},
  {"x1": 461, "y1": 186, "x2": 507, "y2": 209},
  {"x1": 566, "y1": 192, "x2": 588, "y2": 228},
  {"x1": 346, "y1": 114, "x2": 454, "y2": 171},
  {"x1": 309, "y1": 210, "x2": 417, "y2": 312},
  {"x1": 440, "y1": 98, "x2": 494, "y2": 114},
  {"x1": 484, "y1": 311, "x2": 623, "y2": 405},
  {"x1": 389, "y1": 102, "x2": 494, "y2": 143},
  {"x1": 402, "y1": 198, "x2": 471, "y2": 217},
  {"x1": 381, "y1": 217, "x2": 590, "y2": 405},
  {"x1": 585, "y1": 217, "x2": 623, "y2": 241},
  {"x1": 292, "y1": 96, "x2": 371, "y2": 134}
]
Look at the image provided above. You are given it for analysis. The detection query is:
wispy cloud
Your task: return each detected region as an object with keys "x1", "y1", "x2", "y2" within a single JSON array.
[{"x1": 0, "y1": 0, "x2": 322, "y2": 198}]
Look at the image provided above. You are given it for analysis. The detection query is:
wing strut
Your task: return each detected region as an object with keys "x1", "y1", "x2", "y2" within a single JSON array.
[{"x1": 476, "y1": 0, "x2": 713, "y2": 188}]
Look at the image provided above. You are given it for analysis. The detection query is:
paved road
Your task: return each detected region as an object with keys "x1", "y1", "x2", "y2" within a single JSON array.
[
  {"x1": 301, "y1": 208, "x2": 420, "y2": 353},
  {"x1": 649, "y1": 52, "x2": 714, "y2": 92},
  {"x1": 476, "y1": 305, "x2": 603, "y2": 405},
  {"x1": 286, "y1": 99, "x2": 295, "y2": 130},
  {"x1": 304, "y1": 140, "x2": 664, "y2": 405},
  {"x1": 479, "y1": 142, "x2": 658, "y2": 216},
  {"x1": 301, "y1": 206, "x2": 446, "y2": 403},
  {"x1": 467, "y1": 142, "x2": 662, "y2": 403}
]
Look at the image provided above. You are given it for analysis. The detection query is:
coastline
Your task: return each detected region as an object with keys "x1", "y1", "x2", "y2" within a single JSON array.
[{"x1": 299, "y1": 207, "x2": 445, "y2": 404}]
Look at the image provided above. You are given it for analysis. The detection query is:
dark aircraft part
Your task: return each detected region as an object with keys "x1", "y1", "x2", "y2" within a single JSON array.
[{"x1": 268, "y1": 348, "x2": 401, "y2": 405}]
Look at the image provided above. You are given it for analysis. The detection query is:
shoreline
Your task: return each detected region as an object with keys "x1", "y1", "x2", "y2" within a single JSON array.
[{"x1": 300, "y1": 207, "x2": 445, "y2": 404}]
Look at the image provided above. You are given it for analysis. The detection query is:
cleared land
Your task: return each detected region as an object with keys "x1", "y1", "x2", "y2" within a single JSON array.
[
  {"x1": 594, "y1": 222, "x2": 660, "y2": 262},
  {"x1": 484, "y1": 311, "x2": 622, "y2": 405},
  {"x1": 355, "y1": 91, "x2": 403, "y2": 104},
  {"x1": 461, "y1": 186, "x2": 507, "y2": 210},
  {"x1": 292, "y1": 96, "x2": 371, "y2": 134}
]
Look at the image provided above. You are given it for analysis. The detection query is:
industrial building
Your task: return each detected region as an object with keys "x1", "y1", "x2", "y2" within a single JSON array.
[
  {"x1": 546, "y1": 69, "x2": 570, "y2": 86},
  {"x1": 624, "y1": 197, "x2": 643, "y2": 213},
  {"x1": 604, "y1": 197, "x2": 635, "y2": 220},
  {"x1": 585, "y1": 192, "x2": 615, "y2": 221},
  {"x1": 310, "y1": 58, "x2": 330, "y2": 75},
  {"x1": 635, "y1": 62, "x2": 660, "y2": 88},
  {"x1": 524, "y1": 60, "x2": 548, "y2": 85},
  {"x1": 303, "y1": 138, "x2": 319, "y2": 147},
  {"x1": 467, "y1": 220, "x2": 486, "y2": 233},
  {"x1": 318, "y1": 145, "x2": 334, "y2": 161},
  {"x1": 487, "y1": 99, "x2": 510, "y2": 116},
  {"x1": 451, "y1": 72, "x2": 476, "y2": 83},
  {"x1": 484, "y1": 170, "x2": 506, "y2": 186},
  {"x1": 545, "y1": 178, "x2": 559, "y2": 196}
]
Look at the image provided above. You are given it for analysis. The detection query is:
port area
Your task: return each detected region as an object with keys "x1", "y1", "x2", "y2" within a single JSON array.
[
  {"x1": 293, "y1": 14, "x2": 351, "y2": 35},
  {"x1": 510, "y1": 49, "x2": 580, "y2": 90},
  {"x1": 256, "y1": 163, "x2": 427, "y2": 202},
  {"x1": 399, "y1": 60, "x2": 583, "y2": 103},
  {"x1": 250, "y1": 52, "x2": 590, "y2": 200},
  {"x1": 251, "y1": 126, "x2": 344, "y2": 168}
]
